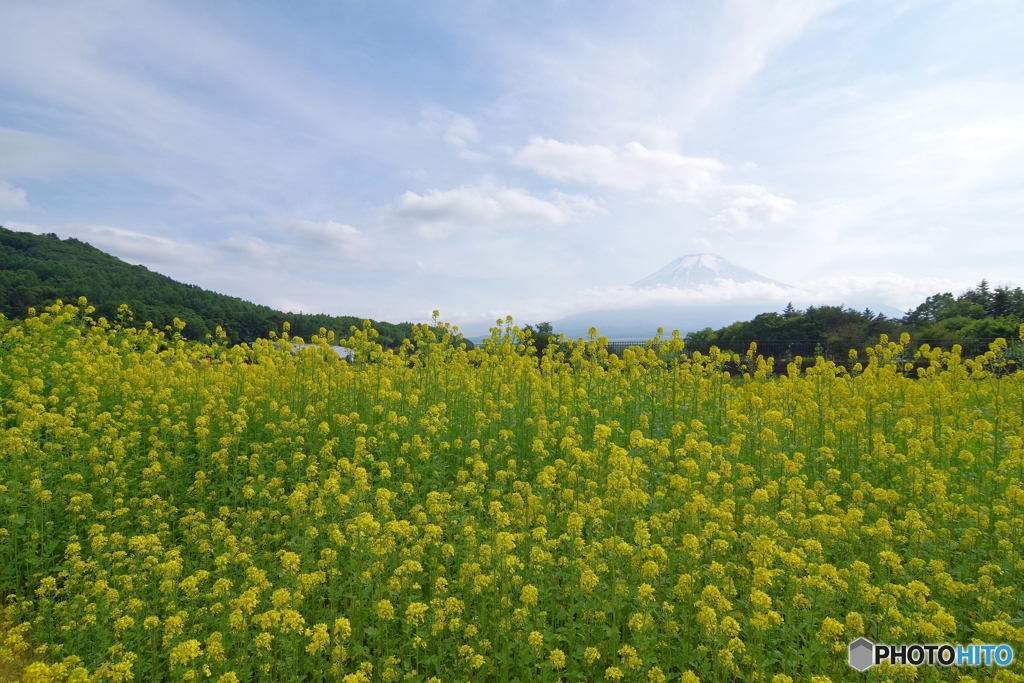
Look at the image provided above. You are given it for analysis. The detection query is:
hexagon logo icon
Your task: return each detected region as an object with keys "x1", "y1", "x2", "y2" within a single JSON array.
[{"x1": 849, "y1": 638, "x2": 874, "y2": 671}]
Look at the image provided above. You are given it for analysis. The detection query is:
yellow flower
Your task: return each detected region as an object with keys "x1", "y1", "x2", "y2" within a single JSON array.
[
  {"x1": 719, "y1": 616, "x2": 740, "y2": 637},
  {"x1": 818, "y1": 617, "x2": 844, "y2": 642},
  {"x1": 280, "y1": 551, "x2": 301, "y2": 573},
  {"x1": 306, "y1": 623, "x2": 330, "y2": 655},
  {"x1": 584, "y1": 647, "x2": 601, "y2": 663},
  {"x1": 405, "y1": 602, "x2": 428, "y2": 625},
  {"x1": 254, "y1": 632, "x2": 274, "y2": 650},
  {"x1": 549, "y1": 649, "x2": 566, "y2": 669},
  {"x1": 270, "y1": 588, "x2": 292, "y2": 608},
  {"x1": 169, "y1": 639, "x2": 203, "y2": 666},
  {"x1": 334, "y1": 617, "x2": 352, "y2": 639},
  {"x1": 520, "y1": 584, "x2": 539, "y2": 606},
  {"x1": 648, "y1": 666, "x2": 667, "y2": 683},
  {"x1": 580, "y1": 568, "x2": 599, "y2": 592},
  {"x1": 228, "y1": 610, "x2": 246, "y2": 632},
  {"x1": 750, "y1": 589, "x2": 772, "y2": 610},
  {"x1": 113, "y1": 616, "x2": 135, "y2": 632},
  {"x1": 628, "y1": 612, "x2": 654, "y2": 632},
  {"x1": 206, "y1": 632, "x2": 226, "y2": 662},
  {"x1": 377, "y1": 600, "x2": 395, "y2": 621},
  {"x1": 605, "y1": 666, "x2": 624, "y2": 680},
  {"x1": 618, "y1": 644, "x2": 642, "y2": 670},
  {"x1": 281, "y1": 609, "x2": 306, "y2": 632}
]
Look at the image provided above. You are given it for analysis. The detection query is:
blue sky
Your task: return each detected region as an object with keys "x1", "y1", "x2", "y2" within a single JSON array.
[{"x1": 2, "y1": 0, "x2": 1023, "y2": 330}]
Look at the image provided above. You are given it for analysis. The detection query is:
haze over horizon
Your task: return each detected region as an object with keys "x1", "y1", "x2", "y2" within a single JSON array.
[{"x1": 2, "y1": 1, "x2": 1022, "y2": 327}]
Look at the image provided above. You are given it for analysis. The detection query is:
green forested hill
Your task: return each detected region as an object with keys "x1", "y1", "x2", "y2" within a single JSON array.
[
  {"x1": 683, "y1": 281, "x2": 1024, "y2": 351},
  {"x1": 682, "y1": 304, "x2": 899, "y2": 349},
  {"x1": 0, "y1": 226, "x2": 419, "y2": 346}
]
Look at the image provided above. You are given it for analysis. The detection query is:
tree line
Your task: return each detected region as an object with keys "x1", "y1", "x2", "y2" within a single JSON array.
[
  {"x1": 0, "y1": 226, "x2": 427, "y2": 348},
  {"x1": 682, "y1": 280, "x2": 1024, "y2": 352}
]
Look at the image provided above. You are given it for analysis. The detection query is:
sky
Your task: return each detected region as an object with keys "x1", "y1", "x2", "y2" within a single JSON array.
[{"x1": 1, "y1": 0, "x2": 1023, "y2": 332}]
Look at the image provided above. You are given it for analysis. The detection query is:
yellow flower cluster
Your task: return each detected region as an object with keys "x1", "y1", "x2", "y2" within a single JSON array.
[{"x1": 1, "y1": 303, "x2": 1024, "y2": 681}]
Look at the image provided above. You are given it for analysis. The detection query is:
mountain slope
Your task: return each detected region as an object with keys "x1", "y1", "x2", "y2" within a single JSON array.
[
  {"x1": 548, "y1": 254, "x2": 790, "y2": 339},
  {"x1": 631, "y1": 253, "x2": 789, "y2": 289},
  {"x1": 551, "y1": 303, "x2": 788, "y2": 340},
  {"x1": 0, "y1": 226, "x2": 417, "y2": 347}
]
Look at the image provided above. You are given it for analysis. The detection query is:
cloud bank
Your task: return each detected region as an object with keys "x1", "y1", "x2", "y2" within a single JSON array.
[
  {"x1": 515, "y1": 138, "x2": 725, "y2": 197},
  {"x1": 712, "y1": 187, "x2": 797, "y2": 232},
  {"x1": 395, "y1": 182, "x2": 600, "y2": 238},
  {"x1": 462, "y1": 273, "x2": 968, "y2": 330},
  {"x1": 0, "y1": 182, "x2": 28, "y2": 210}
]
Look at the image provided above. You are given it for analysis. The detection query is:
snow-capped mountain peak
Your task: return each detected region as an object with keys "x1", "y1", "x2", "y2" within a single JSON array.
[{"x1": 630, "y1": 253, "x2": 788, "y2": 289}]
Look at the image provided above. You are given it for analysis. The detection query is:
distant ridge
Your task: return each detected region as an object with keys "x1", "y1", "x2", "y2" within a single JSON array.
[
  {"x1": 546, "y1": 254, "x2": 792, "y2": 339},
  {"x1": 631, "y1": 253, "x2": 789, "y2": 289},
  {"x1": 0, "y1": 226, "x2": 420, "y2": 348}
]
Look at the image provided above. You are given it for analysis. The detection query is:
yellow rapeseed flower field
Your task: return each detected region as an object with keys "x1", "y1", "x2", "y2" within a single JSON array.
[{"x1": 2, "y1": 301, "x2": 1024, "y2": 682}]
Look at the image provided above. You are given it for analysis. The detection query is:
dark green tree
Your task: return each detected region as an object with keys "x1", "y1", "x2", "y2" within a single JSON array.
[
  {"x1": 522, "y1": 321, "x2": 558, "y2": 354},
  {"x1": 0, "y1": 226, "x2": 419, "y2": 348}
]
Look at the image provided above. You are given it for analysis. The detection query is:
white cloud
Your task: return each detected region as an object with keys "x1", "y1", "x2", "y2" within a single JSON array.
[
  {"x1": 711, "y1": 187, "x2": 796, "y2": 231},
  {"x1": 217, "y1": 234, "x2": 279, "y2": 265},
  {"x1": 507, "y1": 280, "x2": 796, "y2": 322},
  {"x1": 550, "y1": 190, "x2": 604, "y2": 217},
  {"x1": 792, "y1": 273, "x2": 969, "y2": 312},
  {"x1": 463, "y1": 271, "x2": 966, "y2": 328},
  {"x1": 77, "y1": 225, "x2": 214, "y2": 268},
  {"x1": 215, "y1": 220, "x2": 376, "y2": 270},
  {"x1": 515, "y1": 137, "x2": 798, "y2": 231},
  {"x1": 286, "y1": 220, "x2": 369, "y2": 254},
  {"x1": 515, "y1": 138, "x2": 725, "y2": 198},
  {"x1": 395, "y1": 182, "x2": 598, "y2": 238},
  {"x1": 7, "y1": 221, "x2": 212, "y2": 268},
  {"x1": 0, "y1": 181, "x2": 29, "y2": 210}
]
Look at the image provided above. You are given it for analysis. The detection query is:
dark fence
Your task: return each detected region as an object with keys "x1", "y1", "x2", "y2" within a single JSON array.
[
  {"x1": 605, "y1": 340, "x2": 655, "y2": 355},
  {"x1": 604, "y1": 338, "x2": 1024, "y2": 363}
]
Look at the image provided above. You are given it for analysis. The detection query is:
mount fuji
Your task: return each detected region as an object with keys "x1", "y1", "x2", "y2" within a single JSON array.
[
  {"x1": 551, "y1": 254, "x2": 794, "y2": 339},
  {"x1": 631, "y1": 254, "x2": 789, "y2": 289}
]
